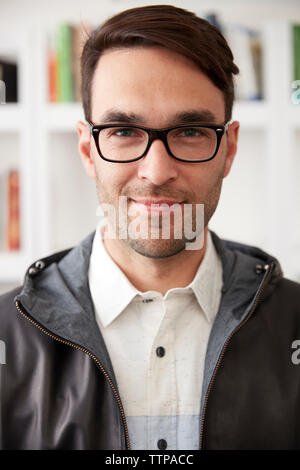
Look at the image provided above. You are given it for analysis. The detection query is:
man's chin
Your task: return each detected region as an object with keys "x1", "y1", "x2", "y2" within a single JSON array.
[{"x1": 124, "y1": 237, "x2": 187, "y2": 259}]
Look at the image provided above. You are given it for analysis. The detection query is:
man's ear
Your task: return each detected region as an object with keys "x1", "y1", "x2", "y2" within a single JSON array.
[
  {"x1": 223, "y1": 120, "x2": 239, "y2": 178},
  {"x1": 77, "y1": 120, "x2": 96, "y2": 179}
]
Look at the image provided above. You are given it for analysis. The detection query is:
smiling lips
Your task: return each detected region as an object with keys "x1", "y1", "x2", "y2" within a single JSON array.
[{"x1": 130, "y1": 198, "x2": 184, "y2": 213}]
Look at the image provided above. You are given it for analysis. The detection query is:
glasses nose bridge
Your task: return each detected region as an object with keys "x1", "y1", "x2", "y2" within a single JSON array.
[{"x1": 147, "y1": 128, "x2": 171, "y2": 156}]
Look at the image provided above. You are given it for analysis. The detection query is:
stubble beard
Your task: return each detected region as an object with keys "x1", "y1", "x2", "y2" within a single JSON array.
[{"x1": 95, "y1": 170, "x2": 224, "y2": 259}]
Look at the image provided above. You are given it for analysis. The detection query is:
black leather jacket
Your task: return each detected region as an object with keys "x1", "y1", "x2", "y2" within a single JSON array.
[{"x1": 1, "y1": 229, "x2": 300, "y2": 450}]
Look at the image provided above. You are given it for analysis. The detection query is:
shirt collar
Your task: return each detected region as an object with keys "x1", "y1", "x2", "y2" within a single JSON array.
[
  {"x1": 88, "y1": 220, "x2": 222, "y2": 327},
  {"x1": 88, "y1": 221, "x2": 140, "y2": 328}
]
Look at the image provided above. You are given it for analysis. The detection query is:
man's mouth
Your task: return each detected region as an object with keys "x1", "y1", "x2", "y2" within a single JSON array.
[{"x1": 129, "y1": 198, "x2": 184, "y2": 214}]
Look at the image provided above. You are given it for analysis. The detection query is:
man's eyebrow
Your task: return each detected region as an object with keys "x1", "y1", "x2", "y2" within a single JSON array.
[
  {"x1": 98, "y1": 109, "x2": 218, "y2": 125},
  {"x1": 100, "y1": 110, "x2": 144, "y2": 124},
  {"x1": 169, "y1": 110, "x2": 217, "y2": 125}
]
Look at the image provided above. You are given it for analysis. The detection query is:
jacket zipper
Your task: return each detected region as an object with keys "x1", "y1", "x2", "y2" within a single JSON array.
[
  {"x1": 199, "y1": 262, "x2": 275, "y2": 449},
  {"x1": 15, "y1": 300, "x2": 131, "y2": 450}
]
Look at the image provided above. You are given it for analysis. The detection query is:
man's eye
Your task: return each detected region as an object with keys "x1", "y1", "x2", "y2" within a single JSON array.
[
  {"x1": 183, "y1": 128, "x2": 197, "y2": 136},
  {"x1": 110, "y1": 128, "x2": 140, "y2": 137},
  {"x1": 181, "y1": 128, "x2": 207, "y2": 137},
  {"x1": 115, "y1": 128, "x2": 134, "y2": 137}
]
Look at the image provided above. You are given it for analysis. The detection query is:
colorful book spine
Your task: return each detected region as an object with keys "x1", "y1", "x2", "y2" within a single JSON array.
[
  {"x1": 56, "y1": 23, "x2": 74, "y2": 102},
  {"x1": 293, "y1": 24, "x2": 300, "y2": 82},
  {"x1": 7, "y1": 169, "x2": 20, "y2": 251},
  {"x1": 0, "y1": 169, "x2": 20, "y2": 251},
  {"x1": 48, "y1": 35, "x2": 58, "y2": 103}
]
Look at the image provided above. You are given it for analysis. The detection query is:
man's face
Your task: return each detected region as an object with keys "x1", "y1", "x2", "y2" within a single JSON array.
[{"x1": 78, "y1": 46, "x2": 239, "y2": 258}]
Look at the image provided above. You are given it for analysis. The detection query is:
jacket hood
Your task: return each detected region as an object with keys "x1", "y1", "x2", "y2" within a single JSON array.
[{"x1": 14, "y1": 229, "x2": 283, "y2": 395}]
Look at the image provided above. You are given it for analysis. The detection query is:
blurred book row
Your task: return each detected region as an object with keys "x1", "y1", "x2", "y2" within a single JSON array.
[
  {"x1": 45, "y1": 18, "x2": 300, "y2": 103},
  {"x1": 0, "y1": 169, "x2": 20, "y2": 251},
  {"x1": 205, "y1": 13, "x2": 263, "y2": 100},
  {"x1": 0, "y1": 20, "x2": 299, "y2": 104},
  {"x1": 47, "y1": 18, "x2": 266, "y2": 103},
  {"x1": 47, "y1": 22, "x2": 92, "y2": 103}
]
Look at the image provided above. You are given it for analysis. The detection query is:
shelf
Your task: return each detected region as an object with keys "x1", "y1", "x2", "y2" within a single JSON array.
[
  {"x1": 0, "y1": 251, "x2": 30, "y2": 283},
  {"x1": 232, "y1": 101, "x2": 269, "y2": 128},
  {"x1": 0, "y1": 104, "x2": 26, "y2": 131},
  {"x1": 45, "y1": 103, "x2": 85, "y2": 131},
  {"x1": 44, "y1": 101, "x2": 271, "y2": 131}
]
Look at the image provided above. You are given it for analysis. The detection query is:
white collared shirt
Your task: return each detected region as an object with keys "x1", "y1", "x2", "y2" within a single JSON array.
[{"x1": 88, "y1": 221, "x2": 223, "y2": 450}]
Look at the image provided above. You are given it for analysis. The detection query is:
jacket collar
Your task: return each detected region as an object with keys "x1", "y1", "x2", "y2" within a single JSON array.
[{"x1": 14, "y1": 230, "x2": 120, "y2": 388}]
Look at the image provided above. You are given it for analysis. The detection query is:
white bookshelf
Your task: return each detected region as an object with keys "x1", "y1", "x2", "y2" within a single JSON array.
[
  {"x1": 0, "y1": 29, "x2": 36, "y2": 283},
  {"x1": 0, "y1": 19, "x2": 300, "y2": 287},
  {"x1": 0, "y1": 104, "x2": 27, "y2": 130}
]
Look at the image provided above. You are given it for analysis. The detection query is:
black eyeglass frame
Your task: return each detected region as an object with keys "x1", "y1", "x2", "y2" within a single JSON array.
[{"x1": 86, "y1": 121, "x2": 229, "y2": 163}]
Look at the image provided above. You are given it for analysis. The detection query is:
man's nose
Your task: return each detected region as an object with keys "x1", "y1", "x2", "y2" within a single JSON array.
[{"x1": 137, "y1": 138, "x2": 179, "y2": 186}]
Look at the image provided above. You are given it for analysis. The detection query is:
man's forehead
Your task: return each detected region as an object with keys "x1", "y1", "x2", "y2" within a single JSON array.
[
  {"x1": 91, "y1": 47, "x2": 226, "y2": 125},
  {"x1": 93, "y1": 46, "x2": 222, "y2": 91}
]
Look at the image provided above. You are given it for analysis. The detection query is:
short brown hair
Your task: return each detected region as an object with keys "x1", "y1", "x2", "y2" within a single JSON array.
[{"x1": 80, "y1": 4, "x2": 239, "y2": 123}]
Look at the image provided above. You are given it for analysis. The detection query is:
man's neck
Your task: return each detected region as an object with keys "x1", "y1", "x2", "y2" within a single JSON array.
[{"x1": 101, "y1": 227, "x2": 208, "y2": 296}]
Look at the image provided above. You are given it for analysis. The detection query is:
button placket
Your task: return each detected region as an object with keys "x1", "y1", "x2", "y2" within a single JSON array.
[
  {"x1": 151, "y1": 309, "x2": 177, "y2": 412},
  {"x1": 149, "y1": 315, "x2": 177, "y2": 449},
  {"x1": 146, "y1": 297, "x2": 165, "y2": 448}
]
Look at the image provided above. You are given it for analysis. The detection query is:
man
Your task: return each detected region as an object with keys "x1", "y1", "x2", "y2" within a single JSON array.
[{"x1": 1, "y1": 4, "x2": 300, "y2": 451}]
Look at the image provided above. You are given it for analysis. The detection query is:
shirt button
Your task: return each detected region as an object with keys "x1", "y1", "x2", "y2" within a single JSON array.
[
  {"x1": 156, "y1": 346, "x2": 165, "y2": 358},
  {"x1": 157, "y1": 439, "x2": 167, "y2": 450}
]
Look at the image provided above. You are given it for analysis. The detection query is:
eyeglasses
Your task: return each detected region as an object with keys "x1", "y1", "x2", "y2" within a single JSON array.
[{"x1": 86, "y1": 121, "x2": 229, "y2": 163}]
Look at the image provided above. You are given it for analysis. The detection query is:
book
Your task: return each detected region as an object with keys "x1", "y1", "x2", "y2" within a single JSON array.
[
  {"x1": 205, "y1": 12, "x2": 223, "y2": 33},
  {"x1": 8, "y1": 169, "x2": 20, "y2": 251},
  {"x1": 293, "y1": 24, "x2": 300, "y2": 82},
  {"x1": 2, "y1": 169, "x2": 20, "y2": 251},
  {"x1": 55, "y1": 23, "x2": 74, "y2": 102},
  {"x1": 224, "y1": 23, "x2": 263, "y2": 101},
  {"x1": 0, "y1": 59, "x2": 18, "y2": 102},
  {"x1": 249, "y1": 30, "x2": 263, "y2": 100},
  {"x1": 48, "y1": 32, "x2": 58, "y2": 102}
]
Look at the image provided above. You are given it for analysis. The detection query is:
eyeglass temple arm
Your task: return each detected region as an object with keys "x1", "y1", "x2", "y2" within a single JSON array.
[
  {"x1": 86, "y1": 121, "x2": 93, "y2": 134},
  {"x1": 224, "y1": 121, "x2": 230, "y2": 133}
]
